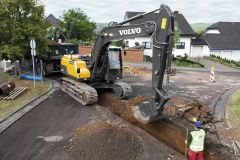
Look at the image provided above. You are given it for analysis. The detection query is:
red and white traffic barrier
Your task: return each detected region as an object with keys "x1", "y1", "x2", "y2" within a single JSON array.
[{"x1": 210, "y1": 65, "x2": 215, "y2": 82}]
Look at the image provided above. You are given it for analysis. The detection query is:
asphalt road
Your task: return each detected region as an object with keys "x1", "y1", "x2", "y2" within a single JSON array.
[
  {"x1": 0, "y1": 90, "x2": 96, "y2": 160},
  {"x1": 0, "y1": 90, "x2": 183, "y2": 160},
  {"x1": 123, "y1": 70, "x2": 240, "y2": 112}
]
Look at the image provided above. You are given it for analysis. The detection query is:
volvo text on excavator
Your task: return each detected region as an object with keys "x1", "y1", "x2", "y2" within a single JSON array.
[{"x1": 59, "y1": 4, "x2": 175, "y2": 124}]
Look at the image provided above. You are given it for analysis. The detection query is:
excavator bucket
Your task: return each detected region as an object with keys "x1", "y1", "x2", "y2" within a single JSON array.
[{"x1": 132, "y1": 101, "x2": 162, "y2": 124}]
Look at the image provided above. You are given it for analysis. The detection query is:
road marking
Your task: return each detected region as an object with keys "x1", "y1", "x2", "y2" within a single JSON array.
[{"x1": 36, "y1": 136, "x2": 64, "y2": 142}]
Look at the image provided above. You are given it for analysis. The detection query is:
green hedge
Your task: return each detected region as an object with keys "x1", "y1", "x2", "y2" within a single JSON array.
[
  {"x1": 144, "y1": 55, "x2": 204, "y2": 68},
  {"x1": 210, "y1": 54, "x2": 240, "y2": 68},
  {"x1": 172, "y1": 58, "x2": 204, "y2": 68}
]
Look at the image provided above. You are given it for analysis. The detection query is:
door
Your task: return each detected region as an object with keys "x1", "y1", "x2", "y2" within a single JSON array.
[{"x1": 191, "y1": 46, "x2": 203, "y2": 57}]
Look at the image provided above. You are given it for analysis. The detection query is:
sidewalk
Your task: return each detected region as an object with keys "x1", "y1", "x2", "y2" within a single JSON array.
[{"x1": 214, "y1": 86, "x2": 240, "y2": 153}]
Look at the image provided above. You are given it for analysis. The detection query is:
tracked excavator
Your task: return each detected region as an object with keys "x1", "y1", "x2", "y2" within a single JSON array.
[{"x1": 60, "y1": 4, "x2": 174, "y2": 124}]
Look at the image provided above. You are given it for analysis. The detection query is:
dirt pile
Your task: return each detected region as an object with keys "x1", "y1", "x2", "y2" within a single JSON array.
[
  {"x1": 165, "y1": 96, "x2": 214, "y2": 123},
  {"x1": 123, "y1": 66, "x2": 140, "y2": 75},
  {"x1": 66, "y1": 123, "x2": 142, "y2": 160},
  {"x1": 123, "y1": 66, "x2": 176, "y2": 76}
]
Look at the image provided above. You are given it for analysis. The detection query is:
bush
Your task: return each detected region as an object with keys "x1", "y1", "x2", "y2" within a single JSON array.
[
  {"x1": 172, "y1": 58, "x2": 204, "y2": 68},
  {"x1": 210, "y1": 54, "x2": 240, "y2": 69}
]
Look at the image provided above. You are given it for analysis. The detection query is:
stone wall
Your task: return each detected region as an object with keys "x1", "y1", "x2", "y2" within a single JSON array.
[{"x1": 78, "y1": 45, "x2": 144, "y2": 63}]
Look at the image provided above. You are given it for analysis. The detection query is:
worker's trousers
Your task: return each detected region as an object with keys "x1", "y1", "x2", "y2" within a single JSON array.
[{"x1": 188, "y1": 149, "x2": 203, "y2": 160}]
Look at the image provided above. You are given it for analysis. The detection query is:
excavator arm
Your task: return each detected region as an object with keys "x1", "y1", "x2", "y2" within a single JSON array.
[{"x1": 90, "y1": 4, "x2": 175, "y2": 123}]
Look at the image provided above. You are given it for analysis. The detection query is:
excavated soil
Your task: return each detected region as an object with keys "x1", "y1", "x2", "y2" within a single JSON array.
[
  {"x1": 98, "y1": 93, "x2": 238, "y2": 160},
  {"x1": 165, "y1": 96, "x2": 214, "y2": 123},
  {"x1": 66, "y1": 122, "x2": 142, "y2": 160}
]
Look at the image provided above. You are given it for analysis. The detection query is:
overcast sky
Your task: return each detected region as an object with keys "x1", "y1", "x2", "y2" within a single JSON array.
[{"x1": 42, "y1": 0, "x2": 240, "y2": 24}]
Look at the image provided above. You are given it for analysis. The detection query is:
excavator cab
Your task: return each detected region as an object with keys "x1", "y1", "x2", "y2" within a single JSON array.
[{"x1": 105, "y1": 47, "x2": 123, "y2": 82}]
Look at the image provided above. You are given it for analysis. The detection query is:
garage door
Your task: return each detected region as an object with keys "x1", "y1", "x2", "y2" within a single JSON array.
[{"x1": 191, "y1": 46, "x2": 203, "y2": 57}]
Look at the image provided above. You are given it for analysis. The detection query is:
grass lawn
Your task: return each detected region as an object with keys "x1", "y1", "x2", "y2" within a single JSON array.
[
  {"x1": 0, "y1": 72, "x2": 50, "y2": 118},
  {"x1": 172, "y1": 58, "x2": 204, "y2": 68},
  {"x1": 226, "y1": 89, "x2": 240, "y2": 138}
]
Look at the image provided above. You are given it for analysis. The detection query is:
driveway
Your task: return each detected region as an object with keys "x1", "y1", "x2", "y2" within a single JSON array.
[{"x1": 189, "y1": 57, "x2": 240, "y2": 73}]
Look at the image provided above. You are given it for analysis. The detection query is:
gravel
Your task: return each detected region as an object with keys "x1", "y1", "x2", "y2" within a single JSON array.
[{"x1": 66, "y1": 122, "x2": 143, "y2": 160}]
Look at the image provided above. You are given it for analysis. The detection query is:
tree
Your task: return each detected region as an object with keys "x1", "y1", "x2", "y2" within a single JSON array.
[
  {"x1": 0, "y1": 0, "x2": 50, "y2": 61},
  {"x1": 111, "y1": 40, "x2": 125, "y2": 48},
  {"x1": 195, "y1": 29, "x2": 205, "y2": 37},
  {"x1": 59, "y1": 8, "x2": 96, "y2": 42}
]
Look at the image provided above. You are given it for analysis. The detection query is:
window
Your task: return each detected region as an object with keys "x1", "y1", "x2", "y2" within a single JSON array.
[
  {"x1": 125, "y1": 41, "x2": 129, "y2": 47},
  {"x1": 142, "y1": 42, "x2": 151, "y2": 49},
  {"x1": 176, "y1": 42, "x2": 185, "y2": 49},
  {"x1": 108, "y1": 50, "x2": 120, "y2": 69}
]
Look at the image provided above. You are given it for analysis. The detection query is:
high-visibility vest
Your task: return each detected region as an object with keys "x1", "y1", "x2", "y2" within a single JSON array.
[{"x1": 190, "y1": 129, "x2": 205, "y2": 152}]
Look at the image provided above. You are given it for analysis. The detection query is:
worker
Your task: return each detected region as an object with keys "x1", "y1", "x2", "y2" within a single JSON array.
[
  {"x1": 192, "y1": 117, "x2": 197, "y2": 123},
  {"x1": 186, "y1": 120, "x2": 206, "y2": 160}
]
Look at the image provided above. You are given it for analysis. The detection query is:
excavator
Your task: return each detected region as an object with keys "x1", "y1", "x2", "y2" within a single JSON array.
[{"x1": 60, "y1": 4, "x2": 175, "y2": 124}]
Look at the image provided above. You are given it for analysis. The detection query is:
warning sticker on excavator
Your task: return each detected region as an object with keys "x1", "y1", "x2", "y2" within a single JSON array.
[{"x1": 161, "y1": 18, "x2": 167, "y2": 29}]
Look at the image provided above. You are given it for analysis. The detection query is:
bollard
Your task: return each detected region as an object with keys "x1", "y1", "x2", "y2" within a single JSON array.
[{"x1": 210, "y1": 65, "x2": 215, "y2": 82}]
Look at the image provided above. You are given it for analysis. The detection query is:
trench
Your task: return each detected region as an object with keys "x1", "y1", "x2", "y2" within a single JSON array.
[{"x1": 98, "y1": 92, "x2": 236, "y2": 160}]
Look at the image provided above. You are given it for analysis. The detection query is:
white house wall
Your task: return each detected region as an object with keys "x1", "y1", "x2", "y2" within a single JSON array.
[
  {"x1": 125, "y1": 37, "x2": 150, "y2": 48},
  {"x1": 203, "y1": 45, "x2": 210, "y2": 56},
  {"x1": 191, "y1": 45, "x2": 203, "y2": 57},
  {"x1": 172, "y1": 37, "x2": 192, "y2": 57},
  {"x1": 205, "y1": 29, "x2": 220, "y2": 34},
  {"x1": 190, "y1": 45, "x2": 210, "y2": 57},
  {"x1": 125, "y1": 36, "x2": 192, "y2": 57},
  {"x1": 125, "y1": 37, "x2": 152, "y2": 56},
  {"x1": 191, "y1": 46, "x2": 240, "y2": 61},
  {"x1": 211, "y1": 50, "x2": 240, "y2": 62}
]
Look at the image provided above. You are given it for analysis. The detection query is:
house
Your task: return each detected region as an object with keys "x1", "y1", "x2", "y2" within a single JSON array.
[
  {"x1": 191, "y1": 22, "x2": 240, "y2": 62},
  {"x1": 123, "y1": 11, "x2": 195, "y2": 57},
  {"x1": 46, "y1": 14, "x2": 58, "y2": 27}
]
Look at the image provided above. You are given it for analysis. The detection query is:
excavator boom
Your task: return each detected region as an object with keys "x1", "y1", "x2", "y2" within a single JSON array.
[{"x1": 90, "y1": 4, "x2": 175, "y2": 123}]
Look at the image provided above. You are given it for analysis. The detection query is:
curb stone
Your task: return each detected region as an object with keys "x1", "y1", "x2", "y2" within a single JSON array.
[{"x1": 0, "y1": 81, "x2": 59, "y2": 133}]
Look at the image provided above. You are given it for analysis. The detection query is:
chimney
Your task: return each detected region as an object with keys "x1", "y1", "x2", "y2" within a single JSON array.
[{"x1": 174, "y1": 11, "x2": 179, "y2": 14}]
